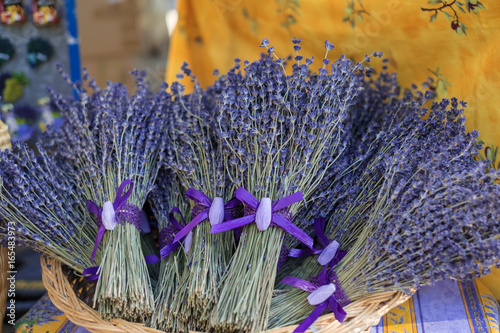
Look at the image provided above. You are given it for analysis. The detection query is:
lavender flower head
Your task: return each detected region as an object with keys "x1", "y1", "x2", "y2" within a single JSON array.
[
  {"x1": 216, "y1": 39, "x2": 372, "y2": 213},
  {"x1": 0, "y1": 141, "x2": 98, "y2": 271},
  {"x1": 166, "y1": 63, "x2": 235, "y2": 200},
  {"x1": 41, "y1": 67, "x2": 171, "y2": 207},
  {"x1": 334, "y1": 97, "x2": 500, "y2": 297}
]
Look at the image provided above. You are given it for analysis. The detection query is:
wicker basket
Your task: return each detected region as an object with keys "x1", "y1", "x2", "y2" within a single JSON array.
[
  {"x1": 0, "y1": 120, "x2": 11, "y2": 328},
  {"x1": 0, "y1": 121, "x2": 10, "y2": 150},
  {"x1": 41, "y1": 256, "x2": 412, "y2": 333},
  {"x1": 0, "y1": 246, "x2": 8, "y2": 324}
]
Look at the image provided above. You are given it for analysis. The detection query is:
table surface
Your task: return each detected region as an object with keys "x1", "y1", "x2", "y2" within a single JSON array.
[{"x1": 7, "y1": 279, "x2": 499, "y2": 333}]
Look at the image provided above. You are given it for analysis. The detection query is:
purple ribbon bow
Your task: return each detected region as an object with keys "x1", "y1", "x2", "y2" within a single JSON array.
[
  {"x1": 160, "y1": 207, "x2": 188, "y2": 259},
  {"x1": 289, "y1": 217, "x2": 347, "y2": 267},
  {"x1": 211, "y1": 187, "x2": 314, "y2": 249},
  {"x1": 171, "y1": 188, "x2": 241, "y2": 244},
  {"x1": 87, "y1": 179, "x2": 139, "y2": 262},
  {"x1": 281, "y1": 269, "x2": 347, "y2": 333}
]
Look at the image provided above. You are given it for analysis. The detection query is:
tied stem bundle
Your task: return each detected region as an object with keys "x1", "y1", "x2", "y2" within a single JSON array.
[
  {"x1": 276, "y1": 68, "x2": 425, "y2": 286},
  {"x1": 211, "y1": 39, "x2": 368, "y2": 332},
  {"x1": 40, "y1": 69, "x2": 171, "y2": 321},
  {"x1": 277, "y1": 52, "x2": 404, "y2": 283},
  {"x1": 0, "y1": 142, "x2": 99, "y2": 271},
  {"x1": 269, "y1": 98, "x2": 500, "y2": 330},
  {"x1": 165, "y1": 68, "x2": 239, "y2": 331},
  {"x1": 148, "y1": 171, "x2": 188, "y2": 332}
]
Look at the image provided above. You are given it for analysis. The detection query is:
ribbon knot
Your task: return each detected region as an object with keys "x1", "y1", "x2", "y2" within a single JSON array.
[
  {"x1": 101, "y1": 201, "x2": 117, "y2": 230},
  {"x1": 170, "y1": 188, "x2": 241, "y2": 244},
  {"x1": 288, "y1": 217, "x2": 347, "y2": 266},
  {"x1": 160, "y1": 207, "x2": 193, "y2": 258},
  {"x1": 211, "y1": 187, "x2": 314, "y2": 249},
  {"x1": 281, "y1": 268, "x2": 348, "y2": 333},
  {"x1": 87, "y1": 179, "x2": 139, "y2": 262}
]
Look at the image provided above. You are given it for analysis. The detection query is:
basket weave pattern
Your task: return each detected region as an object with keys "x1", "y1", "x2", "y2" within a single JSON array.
[
  {"x1": 41, "y1": 256, "x2": 412, "y2": 333},
  {"x1": 0, "y1": 245, "x2": 8, "y2": 326}
]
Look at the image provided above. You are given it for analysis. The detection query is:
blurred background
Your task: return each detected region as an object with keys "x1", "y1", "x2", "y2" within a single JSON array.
[{"x1": 78, "y1": 0, "x2": 177, "y2": 90}]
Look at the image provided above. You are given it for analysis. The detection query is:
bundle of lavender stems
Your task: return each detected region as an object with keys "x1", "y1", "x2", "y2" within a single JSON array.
[
  {"x1": 148, "y1": 169, "x2": 189, "y2": 332},
  {"x1": 208, "y1": 39, "x2": 383, "y2": 333},
  {"x1": 0, "y1": 38, "x2": 498, "y2": 333},
  {"x1": 39, "y1": 69, "x2": 171, "y2": 321},
  {"x1": 0, "y1": 142, "x2": 100, "y2": 271},
  {"x1": 269, "y1": 97, "x2": 500, "y2": 329},
  {"x1": 164, "y1": 68, "x2": 240, "y2": 332}
]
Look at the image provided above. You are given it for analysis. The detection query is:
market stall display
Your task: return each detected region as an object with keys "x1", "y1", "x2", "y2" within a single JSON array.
[
  {"x1": 1, "y1": 38, "x2": 500, "y2": 333},
  {"x1": 0, "y1": 0, "x2": 80, "y2": 145}
]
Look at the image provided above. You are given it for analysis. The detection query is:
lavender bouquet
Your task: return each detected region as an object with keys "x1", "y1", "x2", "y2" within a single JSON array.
[
  {"x1": 209, "y1": 39, "x2": 370, "y2": 332},
  {"x1": 41, "y1": 69, "x2": 170, "y2": 321},
  {"x1": 148, "y1": 169, "x2": 189, "y2": 332},
  {"x1": 164, "y1": 67, "x2": 240, "y2": 331},
  {"x1": 0, "y1": 142, "x2": 99, "y2": 271},
  {"x1": 269, "y1": 98, "x2": 500, "y2": 330},
  {"x1": 270, "y1": 81, "x2": 434, "y2": 326},
  {"x1": 276, "y1": 65, "x2": 422, "y2": 285}
]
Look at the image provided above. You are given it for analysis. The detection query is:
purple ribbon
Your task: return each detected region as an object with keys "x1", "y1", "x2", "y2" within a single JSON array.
[
  {"x1": 281, "y1": 268, "x2": 347, "y2": 333},
  {"x1": 83, "y1": 266, "x2": 100, "y2": 281},
  {"x1": 171, "y1": 188, "x2": 241, "y2": 244},
  {"x1": 87, "y1": 179, "x2": 139, "y2": 262},
  {"x1": 289, "y1": 217, "x2": 347, "y2": 266},
  {"x1": 145, "y1": 254, "x2": 161, "y2": 264},
  {"x1": 211, "y1": 187, "x2": 314, "y2": 249},
  {"x1": 159, "y1": 207, "x2": 188, "y2": 259}
]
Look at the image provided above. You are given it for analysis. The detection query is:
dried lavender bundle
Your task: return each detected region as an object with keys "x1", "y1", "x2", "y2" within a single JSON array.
[
  {"x1": 210, "y1": 39, "x2": 367, "y2": 333},
  {"x1": 0, "y1": 142, "x2": 99, "y2": 271},
  {"x1": 40, "y1": 69, "x2": 170, "y2": 322},
  {"x1": 269, "y1": 98, "x2": 500, "y2": 329},
  {"x1": 148, "y1": 170, "x2": 188, "y2": 332},
  {"x1": 165, "y1": 67, "x2": 238, "y2": 331},
  {"x1": 270, "y1": 88, "x2": 437, "y2": 327},
  {"x1": 279, "y1": 55, "x2": 401, "y2": 265},
  {"x1": 277, "y1": 70, "x2": 431, "y2": 285}
]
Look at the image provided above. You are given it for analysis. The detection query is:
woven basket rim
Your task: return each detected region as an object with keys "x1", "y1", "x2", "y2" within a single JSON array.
[
  {"x1": 41, "y1": 256, "x2": 413, "y2": 333},
  {"x1": 0, "y1": 247, "x2": 9, "y2": 324}
]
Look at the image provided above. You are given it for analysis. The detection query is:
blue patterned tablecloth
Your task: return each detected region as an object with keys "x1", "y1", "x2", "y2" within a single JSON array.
[
  {"x1": 11, "y1": 279, "x2": 499, "y2": 333},
  {"x1": 371, "y1": 279, "x2": 499, "y2": 333}
]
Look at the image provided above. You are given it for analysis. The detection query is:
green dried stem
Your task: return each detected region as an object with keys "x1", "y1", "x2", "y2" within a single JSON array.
[
  {"x1": 149, "y1": 250, "x2": 186, "y2": 331},
  {"x1": 94, "y1": 222, "x2": 154, "y2": 321},
  {"x1": 171, "y1": 221, "x2": 234, "y2": 331},
  {"x1": 212, "y1": 225, "x2": 285, "y2": 333},
  {"x1": 141, "y1": 232, "x2": 161, "y2": 288}
]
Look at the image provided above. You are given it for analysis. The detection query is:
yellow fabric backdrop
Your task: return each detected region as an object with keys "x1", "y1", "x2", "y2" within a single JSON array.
[{"x1": 166, "y1": 0, "x2": 500, "y2": 298}]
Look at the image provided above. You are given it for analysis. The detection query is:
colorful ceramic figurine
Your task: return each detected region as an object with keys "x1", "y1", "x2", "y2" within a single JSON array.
[
  {"x1": 0, "y1": 0, "x2": 26, "y2": 25},
  {"x1": 32, "y1": 0, "x2": 59, "y2": 26}
]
